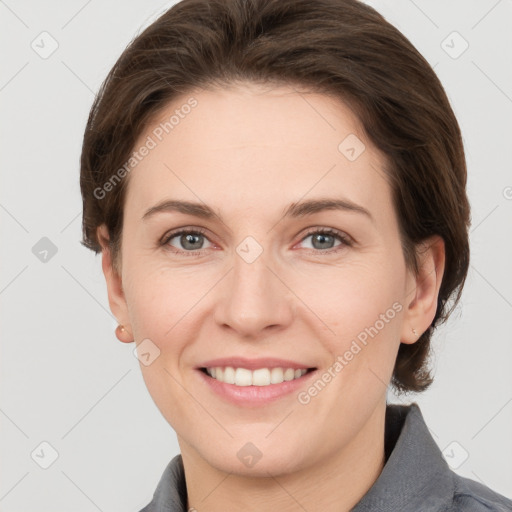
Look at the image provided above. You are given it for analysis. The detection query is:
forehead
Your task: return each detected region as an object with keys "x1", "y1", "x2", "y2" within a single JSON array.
[{"x1": 124, "y1": 84, "x2": 391, "y2": 222}]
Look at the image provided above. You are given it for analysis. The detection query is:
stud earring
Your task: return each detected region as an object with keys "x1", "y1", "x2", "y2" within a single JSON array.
[
  {"x1": 412, "y1": 328, "x2": 418, "y2": 336},
  {"x1": 115, "y1": 324, "x2": 134, "y2": 343}
]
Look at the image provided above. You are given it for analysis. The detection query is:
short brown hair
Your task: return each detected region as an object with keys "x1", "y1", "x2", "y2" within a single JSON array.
[{"x1": 80, "y1": 0, "x2": 471, "y2": 394}]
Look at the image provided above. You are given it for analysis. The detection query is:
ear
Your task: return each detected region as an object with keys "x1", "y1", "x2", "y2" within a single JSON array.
[
  {"x1": 97, "y1": 224, "x2": 132, "y2": 337},
  {"x1": 400, "y1": 235, "x2": 446, "y2": 344}
]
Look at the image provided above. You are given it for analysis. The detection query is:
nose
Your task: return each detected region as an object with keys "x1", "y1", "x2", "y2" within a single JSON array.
[{"x1": 213, "y1": 247, "x2": 294, "y2": 338}]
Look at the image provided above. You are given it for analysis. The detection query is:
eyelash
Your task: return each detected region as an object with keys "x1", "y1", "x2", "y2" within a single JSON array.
[{"x1": 160, "y1": 227, "x2": 353, "y2": 256}]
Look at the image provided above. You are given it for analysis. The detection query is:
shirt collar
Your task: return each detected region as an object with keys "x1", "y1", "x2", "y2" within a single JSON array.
[
  {"x1": 350, "y1": 402, "x2": 455, "y2": 511},
  {"x1": 142, "y1": 403, "x2": 455, "y2": 512}
]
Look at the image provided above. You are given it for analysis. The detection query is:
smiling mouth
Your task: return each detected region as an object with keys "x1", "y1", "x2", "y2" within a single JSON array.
[{"x1": 199, "y1": 366, "x2": 316, "y2": 386}]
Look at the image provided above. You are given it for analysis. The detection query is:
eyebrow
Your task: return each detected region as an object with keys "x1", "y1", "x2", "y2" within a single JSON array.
[{"x1": 141, "y1": 198, "x2": 374, "y2": 223}]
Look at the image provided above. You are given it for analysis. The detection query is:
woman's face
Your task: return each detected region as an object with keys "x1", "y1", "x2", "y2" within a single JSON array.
[{"x1": 100, "y1": 83, "x2": 442, "y2": 476}]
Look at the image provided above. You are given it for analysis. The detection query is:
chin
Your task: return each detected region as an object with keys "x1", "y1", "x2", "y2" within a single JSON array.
[{"x1": 203, "y1": 442, "x2": 307, "y2": 477}]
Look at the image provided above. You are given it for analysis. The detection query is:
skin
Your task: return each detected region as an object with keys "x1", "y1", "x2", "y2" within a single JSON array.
[{"x1": 97, "y1": 83, "x2": 445, "y2": 511}]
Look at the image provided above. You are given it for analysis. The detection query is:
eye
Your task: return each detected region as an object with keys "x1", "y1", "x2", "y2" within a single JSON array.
[
  {"x1": 160, "y1": 227, "x2": 353, "y2": 256},
  {"x1": 297, "y1": 228, "x2": 353, "y2": 254},
  {"x1": 161, "y1": 228, "x2": 213, "y2": 254}
]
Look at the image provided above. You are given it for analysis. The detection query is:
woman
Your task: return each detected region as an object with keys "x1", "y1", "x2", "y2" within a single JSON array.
[{"x1": 79, "y1": 0, "x2": 512, "y2": 510}]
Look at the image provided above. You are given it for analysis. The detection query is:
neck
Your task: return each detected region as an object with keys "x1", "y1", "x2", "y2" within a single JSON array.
[{"x1": 180, "y1": 401, "x2": 387, "y2": 512}]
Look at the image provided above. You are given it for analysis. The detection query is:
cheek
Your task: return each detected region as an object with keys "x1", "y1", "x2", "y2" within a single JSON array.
[
  {"x1": 294, "y1": 260, "x2": 405, "y2": 392},
  {"x1": 290, "y1": 258, "x2": 404, "y2": 336},
  {"x1": 124, "y1": 265, "x2": 215, "y2": 369},
  {"x1": 124, "y1": 269, "x2": 198, "y2": 426}
]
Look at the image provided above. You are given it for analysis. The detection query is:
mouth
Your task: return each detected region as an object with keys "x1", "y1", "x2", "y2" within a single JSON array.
[{"x1": 199, "y1": 366, "x2": 317, "y2": 387}]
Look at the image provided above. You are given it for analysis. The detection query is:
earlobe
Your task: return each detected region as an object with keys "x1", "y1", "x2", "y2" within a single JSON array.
[
  {"x1": 400, "y1": 235, "x2": 446, "y2": 345},
  {"x1": 96, "y1": 224, "x2": 132, "y2": 334}
]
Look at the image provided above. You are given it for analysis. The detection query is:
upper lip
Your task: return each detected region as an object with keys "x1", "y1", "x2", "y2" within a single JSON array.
[{"x1": 198, "y1": 357, "x2": 317, "y2": 371}]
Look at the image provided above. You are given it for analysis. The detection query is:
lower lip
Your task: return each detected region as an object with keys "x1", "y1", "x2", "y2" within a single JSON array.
[{"x1": 196, "y1": 369, "x2": 317, "y2": 407}]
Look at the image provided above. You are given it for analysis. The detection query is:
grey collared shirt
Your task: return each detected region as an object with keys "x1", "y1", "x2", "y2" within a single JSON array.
[{"x1": 139, "y1": 403, "x2": 512, "y2": 511}]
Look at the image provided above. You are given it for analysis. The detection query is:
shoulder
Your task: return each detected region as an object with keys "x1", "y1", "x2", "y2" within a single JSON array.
[{"x1": 449, "y1": 473, "x2": 512, "y2": 511}]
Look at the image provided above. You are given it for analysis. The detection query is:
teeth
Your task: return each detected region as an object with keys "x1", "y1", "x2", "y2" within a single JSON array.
[{"x1": 205, "y1": 366, "x2": 308, "y2": 386}]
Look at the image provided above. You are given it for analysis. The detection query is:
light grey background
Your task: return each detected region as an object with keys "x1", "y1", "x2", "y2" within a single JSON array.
[{"x1": 1, "y1": 0, "x2": 511, "y2": 510}]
